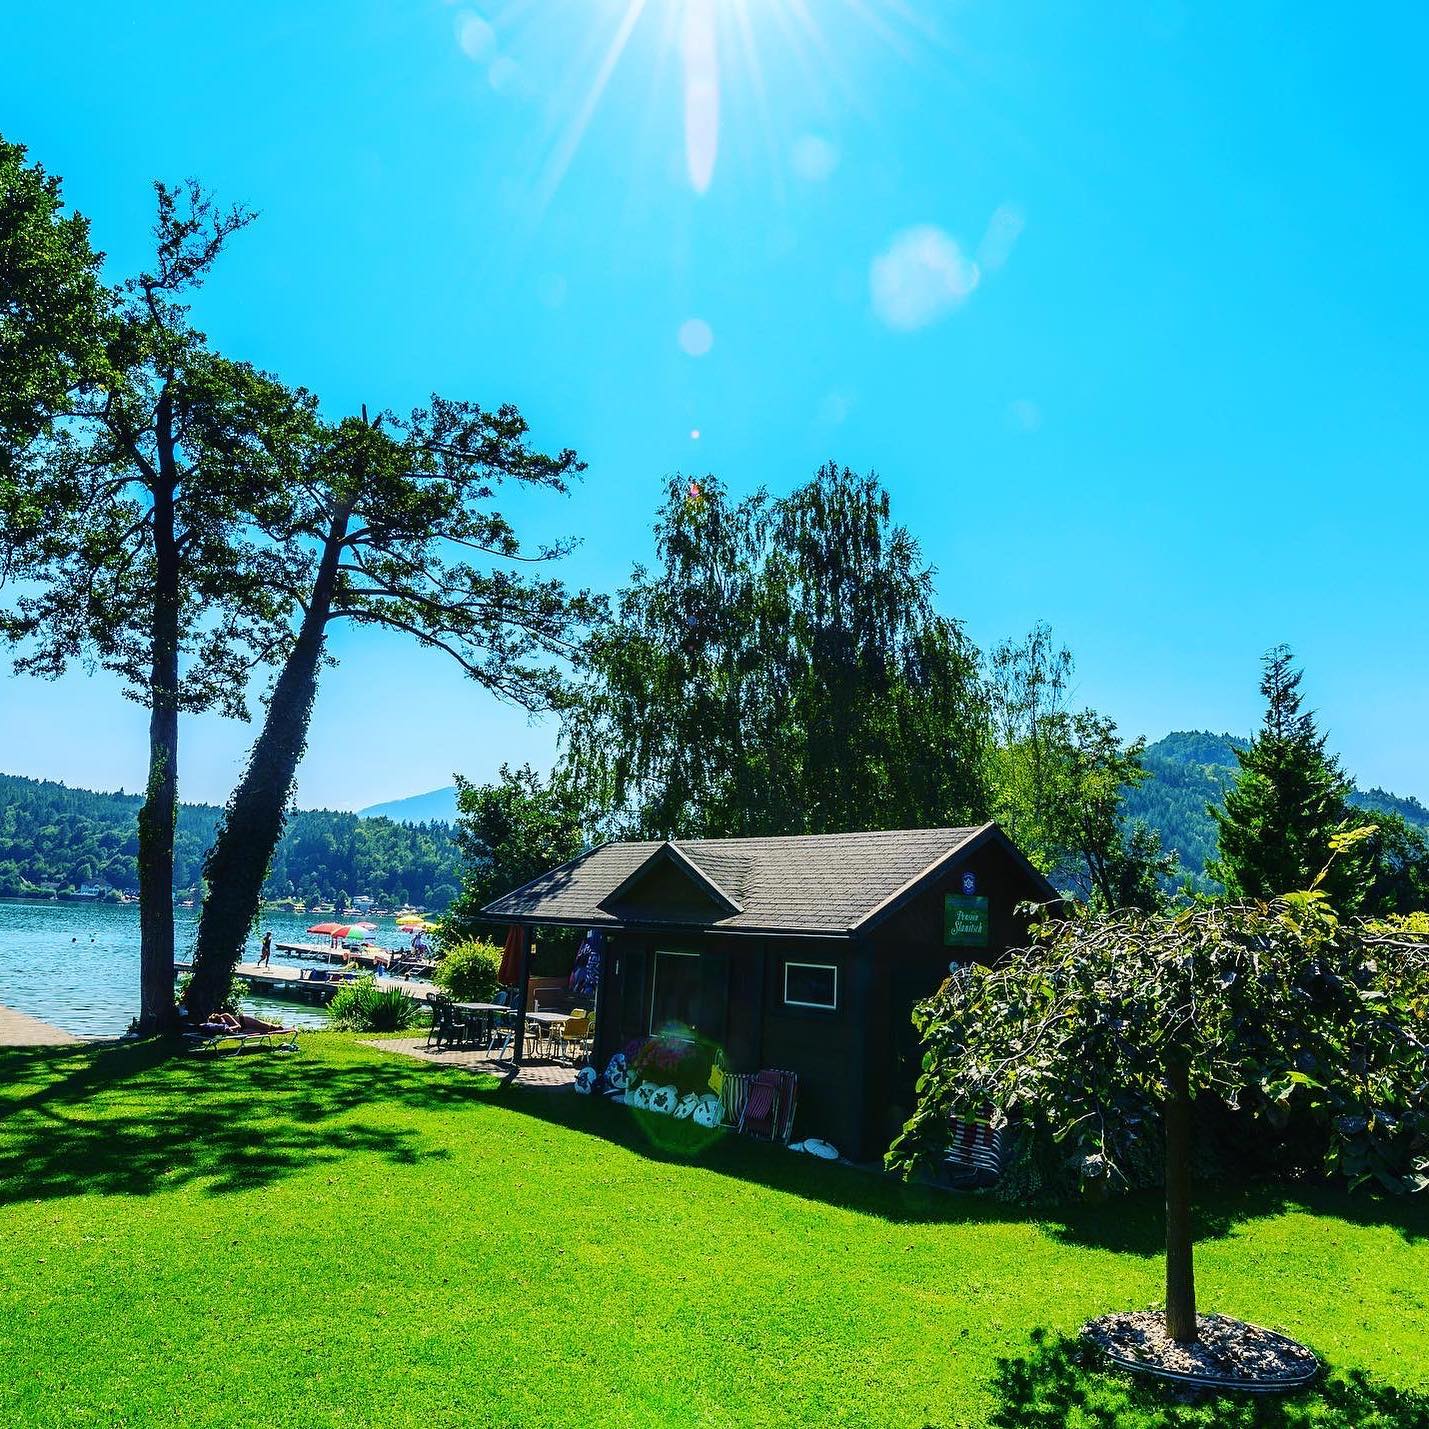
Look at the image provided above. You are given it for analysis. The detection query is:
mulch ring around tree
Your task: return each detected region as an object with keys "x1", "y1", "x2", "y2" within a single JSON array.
[{"x1": 1083, "y1": 1311, "x2": 1320, "y2": 1394}]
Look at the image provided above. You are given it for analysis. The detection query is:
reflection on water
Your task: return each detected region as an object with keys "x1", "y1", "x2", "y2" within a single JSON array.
[{"x1": 0, "y1": 900, "x2": 395, "y2": 1037}]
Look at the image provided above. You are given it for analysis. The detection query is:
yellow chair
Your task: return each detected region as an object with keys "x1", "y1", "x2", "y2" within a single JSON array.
[{"x1": 558, "y1": 1009, "x2": 590, "y2": 1061}]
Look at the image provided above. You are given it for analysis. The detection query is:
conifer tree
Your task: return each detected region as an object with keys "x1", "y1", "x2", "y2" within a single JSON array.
[{"x1": 1210, "y1": 645, "x2": 1356, "y2": 902}]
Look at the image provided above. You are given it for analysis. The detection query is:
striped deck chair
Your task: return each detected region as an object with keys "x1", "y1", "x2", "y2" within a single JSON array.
[
  {"x1": 721, "y1": 1071, "x2": 754, "y2": 1128},
  {"x1": 943, "y1": 1112, "x2": 1004, "y2": 1187},
  {"x1": 738, "y1": 1069, "x2": 799, "y2": 1144}
]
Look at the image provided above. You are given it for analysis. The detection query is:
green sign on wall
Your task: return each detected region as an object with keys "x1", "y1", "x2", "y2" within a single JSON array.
[{"x1": 943, "y1": 894, "x2": 989, "y2": 947}]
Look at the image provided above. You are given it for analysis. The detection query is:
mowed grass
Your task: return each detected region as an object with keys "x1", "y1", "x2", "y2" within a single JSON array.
[{"x1": 0, "y1": 1037, "x2": 1425, "y2": 1428}]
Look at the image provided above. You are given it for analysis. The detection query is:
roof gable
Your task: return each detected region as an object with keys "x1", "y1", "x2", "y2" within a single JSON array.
[{"x1": 598, "y1": 841, "x2": 744, "y2": 921}]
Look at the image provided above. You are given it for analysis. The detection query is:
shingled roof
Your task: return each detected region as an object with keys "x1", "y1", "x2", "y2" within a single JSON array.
[{"x1": 480, "y1": 823, "x2": 1050, "y2": 936}]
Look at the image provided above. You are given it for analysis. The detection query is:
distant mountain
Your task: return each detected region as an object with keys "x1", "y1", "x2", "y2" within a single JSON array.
[
  {"x1": 0, "y1": 772, "x2": 460, "y2": 907},
  {"x1": 359, "y1": 786, "x2": 459, "y2": 825},
  {"x1": 1124, "y1": 730, "x2": 1429, "y2": 889}
]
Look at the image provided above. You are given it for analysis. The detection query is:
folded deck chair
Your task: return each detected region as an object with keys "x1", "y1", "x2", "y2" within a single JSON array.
[
  {"x1": 738, "y1": 1069, "x2": 799, "y2": 1144},
  {"x1": 721, "y1": 1072, "x2": 754, "y2": 1128},
  {"x1": 943, "y1": 1113, "x2": 1003, "y2": 1188}
]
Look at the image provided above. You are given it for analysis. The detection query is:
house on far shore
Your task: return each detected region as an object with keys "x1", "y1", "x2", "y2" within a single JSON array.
[
  {"x1": 75, "y1": 881, "x2": 111, "y2": 899},
  {"x1": 482, "y1": 823, "x2": 1057, "y2": 1161}
]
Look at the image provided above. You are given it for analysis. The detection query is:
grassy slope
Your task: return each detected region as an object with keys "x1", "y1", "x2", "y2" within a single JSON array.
[{"x1": 0, "y1": 1037, "x2": 1425, "y2": 1429}]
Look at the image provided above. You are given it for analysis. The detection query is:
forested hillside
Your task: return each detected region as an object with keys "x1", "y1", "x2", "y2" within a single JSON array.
[
  {"x1": 0, "y1": 773, "x2": 459, "y2": 908},
  {"x1": 1124, "y1": 731, "x2": 1429, "y2": 888}
]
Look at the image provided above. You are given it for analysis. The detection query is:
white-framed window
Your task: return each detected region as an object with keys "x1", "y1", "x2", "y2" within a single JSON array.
[
  {"x1": 649, "y1": 950, "x2": 701, "y2": 1034},
  {"x1": 784, "y1": 961, "x2": 838, "y2": 1010}
]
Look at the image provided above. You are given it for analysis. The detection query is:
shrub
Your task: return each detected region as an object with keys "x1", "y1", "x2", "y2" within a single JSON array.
[
  {"x1": 434, "y1": 939, "x2": 502, "y2": 1003},
  {"x1": 327, "y1": 977, "x2": 420, "y2": 1032}
]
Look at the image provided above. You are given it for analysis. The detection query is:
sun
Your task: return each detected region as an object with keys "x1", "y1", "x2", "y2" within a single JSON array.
[{"x1": 531, "y1": 0, "x2": 936, "y2": 202}]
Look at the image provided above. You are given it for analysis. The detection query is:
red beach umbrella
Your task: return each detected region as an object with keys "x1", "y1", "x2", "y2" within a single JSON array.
[{"x1": 307, "y1": 922, "x2": 344, "y2": 935}]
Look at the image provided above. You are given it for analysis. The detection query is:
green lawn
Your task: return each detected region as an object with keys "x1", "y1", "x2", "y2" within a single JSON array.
[{"x1": 0, "y1": 1036, "x2": 1425, "y2": 1429}]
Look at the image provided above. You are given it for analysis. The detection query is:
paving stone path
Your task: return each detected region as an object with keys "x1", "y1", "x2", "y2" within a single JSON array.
[
  {"x1": 0, "y1": 1004, "x2": 79, "y2": 1046},
  {"x1": 360, "y1": 1037, "x2": 578, "y2": 1089}
]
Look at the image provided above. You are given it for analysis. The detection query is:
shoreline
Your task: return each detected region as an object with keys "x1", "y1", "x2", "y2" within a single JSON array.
[{"x1": 0, "y1": 1002, "x2": 80, "y2": 1046}]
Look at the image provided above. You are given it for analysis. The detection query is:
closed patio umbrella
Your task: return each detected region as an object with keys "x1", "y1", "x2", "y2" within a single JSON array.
[{"x1": 498, "y1": 925, "x2": 523, "y2": 987}]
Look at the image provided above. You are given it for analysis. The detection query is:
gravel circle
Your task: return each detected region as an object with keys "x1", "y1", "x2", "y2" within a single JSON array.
[{"x1": 1083, "y1": 1311, "x2": 1319, "y2": 1393}]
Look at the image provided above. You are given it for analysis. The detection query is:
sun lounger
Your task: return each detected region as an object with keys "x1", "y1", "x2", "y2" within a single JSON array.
[{"x1": 184, "y1": 1012, "x2": 300, "y2": 1055}]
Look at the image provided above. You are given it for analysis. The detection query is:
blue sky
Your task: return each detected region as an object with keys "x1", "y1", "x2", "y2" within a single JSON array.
[{"x1": 2, "y1": 0, "x2": 1427, "y2": 811}]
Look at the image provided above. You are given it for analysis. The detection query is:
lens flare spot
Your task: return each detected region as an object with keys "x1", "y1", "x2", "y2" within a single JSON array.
[{"x1": 678, "y1": 317, "x2": 714, "y2": 357}]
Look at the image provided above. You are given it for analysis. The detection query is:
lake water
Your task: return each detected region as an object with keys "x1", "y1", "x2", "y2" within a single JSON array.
[{"x1": 0, "y1": 900, "x2": 410, "y2": 1036}]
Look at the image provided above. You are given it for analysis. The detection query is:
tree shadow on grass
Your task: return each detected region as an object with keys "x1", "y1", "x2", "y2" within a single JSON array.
[
  {"x1": 0, "y1": 1038, "x2": 481, "y2": 1203},
  {"x1": 978, "y1": 1330, "x2": 1429, "y2": 1429},
  {"x1": 5, "y1": 1034, "x2": 1427, "y2": 1265},
  {"x1": 483, "y1": 1078, "x2": 1429, "y2": 1250}
]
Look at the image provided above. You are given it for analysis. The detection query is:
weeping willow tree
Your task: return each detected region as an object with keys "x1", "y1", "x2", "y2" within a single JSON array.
[
  {"x1": 889, "y1": 837, "x2": 1429, "y2": 1346},
  {"x1": 563, "y1": 462, "x2": 992, "y2": 839}
]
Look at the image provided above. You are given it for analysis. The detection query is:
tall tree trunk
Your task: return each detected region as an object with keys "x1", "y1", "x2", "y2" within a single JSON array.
[
  {"x1": 1163, "y1": 1052, "x2": 1198, "y2": 1343},
  {"x1": 183, "y1": 517, "x2": 347, "y2": 1020},
  {"x1": 136, "y1": 458, "x2": 179, "y2": 1035}
]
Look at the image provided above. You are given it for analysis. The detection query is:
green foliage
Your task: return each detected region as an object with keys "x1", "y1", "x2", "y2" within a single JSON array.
[
  {"x1": 434, "y1": 939, "x2": 502, "y2": 1003},
  {"x1": 175, "y1": 973, "x2": 248, "y2": 1015},
  {"x1": 0, "y1": 772, "x2": 458, "y2": 906},
  {"x1": 987, "y1": 624, "x2": 1174, "y2": 909},
  {"x1": 564, "y1": 464, "x2": 991, "y2": 839},
  {"x1": 1210, "y1": 646, "x2": 1362, "y2": 905},
  {"x1": 443, "y1": 764, "x2": 586, "y2": 937},
  {"x1": 325, "y1": 977, "x2": 420, "y2": 1032},
  {"x1": 0, "y1": 135, "x2": 105, "y2": 486},
  {"x1": 890, "y1": 896, "x2": 1429, "y2": 1195}
]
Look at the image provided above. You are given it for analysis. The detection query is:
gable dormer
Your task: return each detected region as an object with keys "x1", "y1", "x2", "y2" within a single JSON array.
[{"x1": 596, "y1": 841, "x2": 743, "y2": 924}]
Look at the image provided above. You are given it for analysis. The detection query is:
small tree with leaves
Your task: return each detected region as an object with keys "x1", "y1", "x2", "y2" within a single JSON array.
[
  {"x1": 888, "y1": 834, "x2": 1429, "y2": 1346},
  {"x1": 988, "y1": 625, "x2": 1173, "y2": 909},
  {"x1": 442, "y1": 763, "x2": 587, "y2": 942}
]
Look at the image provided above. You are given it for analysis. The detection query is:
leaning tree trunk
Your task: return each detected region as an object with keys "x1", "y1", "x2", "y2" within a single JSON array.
[
  {"x1": 136, "y1": 467, "x2": 180, "y2": 1035},
  {"x1": 1163, "y1": 1052, "x2": 1198, "y2": 1343},
  {"x1": 183, "y1": 519, "x2": 347, "y2": 1020}
]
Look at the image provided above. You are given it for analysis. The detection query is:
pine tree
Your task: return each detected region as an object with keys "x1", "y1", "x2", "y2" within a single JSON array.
[{"x1": 1209, "y1": 645, "x2": 1355, "y2": 901}]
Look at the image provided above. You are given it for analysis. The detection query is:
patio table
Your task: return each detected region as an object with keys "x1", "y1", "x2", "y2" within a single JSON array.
[
  {"x1": 522, "y1": 1009, "x2": 576, "y2": 1059},
  {"x1": 453, "y1": 1001, "x2": 512, "y2": 1047}
]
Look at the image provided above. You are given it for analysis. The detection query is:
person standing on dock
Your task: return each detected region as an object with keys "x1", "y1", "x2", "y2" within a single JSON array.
[{"x1": 258, "y1": 931, "x2": 272, "y2": 967}]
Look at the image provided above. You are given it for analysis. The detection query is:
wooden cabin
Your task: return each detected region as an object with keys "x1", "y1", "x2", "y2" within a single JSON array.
[{"x1": 481, "y1": 823, "x2": 1057, "y2": 1161}]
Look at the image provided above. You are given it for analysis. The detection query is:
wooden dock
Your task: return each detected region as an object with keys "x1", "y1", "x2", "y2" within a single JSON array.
[
  {"x1": 274, "y1": 941, "x2": 436, "y2": 977},
  {"x1": 175, "y1": 961, "x2": 438, "y2": 1007}
]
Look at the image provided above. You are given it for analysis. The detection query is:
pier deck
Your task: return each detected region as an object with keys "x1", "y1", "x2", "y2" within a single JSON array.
[{"x1": 175, "y1": 961, "x2": 438, "y2": 1007}]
